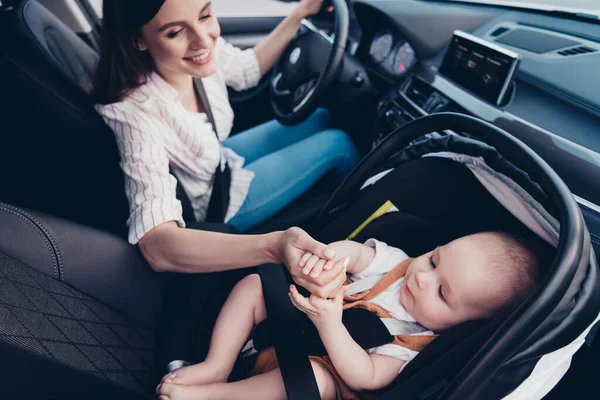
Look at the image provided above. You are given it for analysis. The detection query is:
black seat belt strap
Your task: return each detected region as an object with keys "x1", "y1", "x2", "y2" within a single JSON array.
[
  {"x1": 194, "y1": 78, "x2": 218, "y2": 132},
  {"x1": 257, "y1": 264, "x2": 321, "y2": 400},
  {"x1": 173, "y1": 78, "x2": 229, "y2": 222},
  {"x1": 175, "y1": 179, "x2": 196, "y2": 222}
]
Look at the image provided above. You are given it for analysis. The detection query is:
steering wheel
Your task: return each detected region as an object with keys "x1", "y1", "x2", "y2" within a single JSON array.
[{"x1": 270, "y1": 0, "x2": 349, "y2": 126}]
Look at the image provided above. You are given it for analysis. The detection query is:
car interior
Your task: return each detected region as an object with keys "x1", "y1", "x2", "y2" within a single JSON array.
[{"x1": 1, "y1": 0, "x2": 600, "y2": 398}]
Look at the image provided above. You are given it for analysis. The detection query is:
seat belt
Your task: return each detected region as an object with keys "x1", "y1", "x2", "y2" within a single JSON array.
[
  {"x1": 178, "y1": 78, "x2": 230, "y2": 223},
  {"x1": 257, "y1": 264, "x2": 322, "y2": 400},
  {"x1": 172, "y1": 79, "x2": 231, "y2": 222},
  {"x1": 175, "y1": 180, "x2": 196, "y2": 222}
]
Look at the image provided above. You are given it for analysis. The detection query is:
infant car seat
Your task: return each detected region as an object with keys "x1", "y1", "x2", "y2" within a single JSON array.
[{"x1": 258, "y1": 113, "x2": 600, "y2": 400}]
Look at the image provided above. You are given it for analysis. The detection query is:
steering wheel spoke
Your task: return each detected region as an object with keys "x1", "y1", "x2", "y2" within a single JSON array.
[
  {"x1": 270, "y1": 0, "x2": 348, "y2": 126},
  {"x1": 300, "y1": 19, "x2": 334, "y2": 45},
  {"x1": 292, "y1": 78, "x2": 318, "y2": 110},
  {"x1": 272, "y1": 72, "x2": 292, "y2": 97}
]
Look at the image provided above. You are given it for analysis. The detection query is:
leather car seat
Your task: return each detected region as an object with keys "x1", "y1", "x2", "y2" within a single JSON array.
[
  {"x1": 0, "y1": 202, "x2": 162, "y2": 399},
  {"x1": 0, "y1": 0, "x2": 129, "y2": 237},
  {"x1": 0, "y1": 3, "x2": 160, "y2": 396}
]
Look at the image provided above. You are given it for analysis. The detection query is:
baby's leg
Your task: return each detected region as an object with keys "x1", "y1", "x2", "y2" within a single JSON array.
[
  {"x1": 162, "y1": 274, "x2": 267, "y2": 386},
  {"x1": 158, "y1": 360, "x2": 338, "y2": 400}
]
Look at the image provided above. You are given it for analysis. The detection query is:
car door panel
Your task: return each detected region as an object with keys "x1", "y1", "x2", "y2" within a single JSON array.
[
  {"x1": 219, "y1": 16, "x2": 284, "y2": 37},
  {"x1": 222, "y1": 33, "x2": 268, "y2": 50}
]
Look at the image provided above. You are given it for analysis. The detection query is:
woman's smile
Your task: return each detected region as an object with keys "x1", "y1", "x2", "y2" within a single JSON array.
[{"x1": 184, "y1": 48, "x2": 213, "y2": 65}]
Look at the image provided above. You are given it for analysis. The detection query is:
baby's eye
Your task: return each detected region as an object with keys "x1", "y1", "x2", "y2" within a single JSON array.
[
  {"x1": 438, "y1": 286, "x2": 446, "y2": 302},
  {"x1": 200, "y1": 13, "x2": 212, "y2": 21},
  {"x1": 428, "y1": 255, "x2": 436, "y2": 269}
]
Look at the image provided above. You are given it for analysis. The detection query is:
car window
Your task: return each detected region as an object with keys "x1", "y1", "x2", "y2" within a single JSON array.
[
  {"x1": 89, "y1": 0, "x2": 102, "y2": 18},
  {"x1": 443, "y1": 0, "x2": 599, "y2": 16},
  {"x1": 215, "y1": 0, "x2": 296, "y2": 17},
  {"x1": 88, "y1": 0, "x2": 297, "y2": 19}
]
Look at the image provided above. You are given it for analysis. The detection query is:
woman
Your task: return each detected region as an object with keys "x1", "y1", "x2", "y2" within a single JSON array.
[{"x1": 93, "y1": 0, "x2": 358, "y2": 286}]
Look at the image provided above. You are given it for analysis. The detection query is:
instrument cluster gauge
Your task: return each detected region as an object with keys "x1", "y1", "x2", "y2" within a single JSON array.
[
  {"x1": 392, "y1": 42, "x2": 417, "y2": 76},
  {"x1": 369, "y1": 32, "x2": 393, "y2": 64}
]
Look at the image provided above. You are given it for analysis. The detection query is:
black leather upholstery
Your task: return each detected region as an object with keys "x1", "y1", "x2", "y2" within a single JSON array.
[
  {"x1": 0, "y1": 242, "x2": 156, "y2": 399},
  {"x1": 0, "y1": 203, "x2": 166, "y2": 329},
  {"x1": 0, "y1": 0, "x2": 129, "y2": 237}
]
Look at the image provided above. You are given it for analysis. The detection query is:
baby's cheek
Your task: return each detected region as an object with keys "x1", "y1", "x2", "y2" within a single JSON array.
[{"x1": 423, "y1": 305, "x2": 452, "y2": 330}]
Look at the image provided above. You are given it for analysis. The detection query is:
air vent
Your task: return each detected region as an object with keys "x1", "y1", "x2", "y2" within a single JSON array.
[
  {"x1": 558, "y1": 46, "x2": 598, "y2": 56},
  {"x1": 496, "y1": 28, "x2": 580, "y2": 54},
  {"x1": 490, "y1": 27, "x2": 510, "y2": 37},
  {"x1": 403, "y1": 78, "x2": 434, "y2": 111},
  {"x1": 400, "y1": 78, "x2": 454, "y2": 114}
]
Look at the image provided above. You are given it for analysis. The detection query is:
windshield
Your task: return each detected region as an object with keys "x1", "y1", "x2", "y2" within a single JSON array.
[{"x1": 444, "y1": 0, "x2": 600, "y2": 17}]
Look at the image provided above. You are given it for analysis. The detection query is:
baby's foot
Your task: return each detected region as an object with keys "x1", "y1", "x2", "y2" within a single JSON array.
[
  {"x1": 160, "y1": 362, "x2": 229, "y2": 386},
  {"x1": 157, "y1": 382, "x2": 208, "y2": 400}
]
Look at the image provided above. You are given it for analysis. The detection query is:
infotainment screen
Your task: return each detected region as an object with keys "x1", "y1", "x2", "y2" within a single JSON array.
[{"x1": 439, "y1": 31, "x2": 521, "y2": 106}]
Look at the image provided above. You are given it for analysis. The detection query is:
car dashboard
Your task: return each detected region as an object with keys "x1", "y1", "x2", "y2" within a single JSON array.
[{"x1": 346, "y1": 0, "x2": 600, "y2": 208}]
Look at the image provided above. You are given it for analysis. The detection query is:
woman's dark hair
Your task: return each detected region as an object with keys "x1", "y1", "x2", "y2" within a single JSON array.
[{"x1": 92, "y1": 0, "x2": 156, "y2": 104}]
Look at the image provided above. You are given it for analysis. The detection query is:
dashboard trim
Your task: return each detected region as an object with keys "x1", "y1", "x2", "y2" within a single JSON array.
[{"x1": 575, "y1": 195, "x2": 600, "y2": 215}]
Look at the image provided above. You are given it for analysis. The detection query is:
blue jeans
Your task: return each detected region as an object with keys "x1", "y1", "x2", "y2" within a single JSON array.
[{"x1": 225, "y1": 109, "x2": 359, "y2": 232}]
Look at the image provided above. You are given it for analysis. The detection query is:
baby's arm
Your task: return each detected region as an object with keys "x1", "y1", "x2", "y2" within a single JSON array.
[
  {"x1": 299, "y1": 240, "x2": 375, "y2": 278},
  {"x1": 289, "y1": 285, "x2": 405, "y2": 392},
  {"x1": 318, "y1": 323, "x2": 406, "y2": 391}
]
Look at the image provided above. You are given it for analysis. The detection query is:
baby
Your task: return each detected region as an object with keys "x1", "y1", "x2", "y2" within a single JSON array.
[{"x1": 157, "y1": 231, "x2": 541, "y2": 400}]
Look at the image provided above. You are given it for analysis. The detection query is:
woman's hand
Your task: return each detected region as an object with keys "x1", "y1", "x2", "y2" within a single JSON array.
[
  {"x1": 289, "y1": 284, "x2": 346, "y2": 331},
  {"x1": 275, "y1": 227, "x2": 348, "y2": 298},
  {"x1": 254, "y1": 0, "x2": 333, "y2": 74},
  {"x1": 292, "y1": 0, "x2": 332, "y2": 21}
]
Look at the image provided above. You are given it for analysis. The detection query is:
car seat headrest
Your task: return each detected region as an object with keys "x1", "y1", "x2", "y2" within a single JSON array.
[{"x1": 21, "y1": 0, "x2": 98, "y2": 92}]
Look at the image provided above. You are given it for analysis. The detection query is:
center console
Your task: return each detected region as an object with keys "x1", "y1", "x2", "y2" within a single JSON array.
[
  {"x1": 372, "y1": 75, "x2": 467, "y2": 147},
  {"x1": 372, "y1": 31, "x2": 521, "y2": 147}
]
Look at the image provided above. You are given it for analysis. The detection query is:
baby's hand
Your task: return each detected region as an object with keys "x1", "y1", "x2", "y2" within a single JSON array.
[
  {"x1": 298, "y1": 251, "x2": 337, "y2": 278},
  {"x1": 299, "y1": 241, "x2": 350, "y2": 278},
  {"x1": 289, "y1": 284, "x2": 346, "y2": 330}
]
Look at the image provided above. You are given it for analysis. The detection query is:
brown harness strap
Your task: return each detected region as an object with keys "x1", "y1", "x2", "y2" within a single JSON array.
[
  {"x1": 343, "y1": 257, "x2": 437, "y2": 352},
  {"x1": 343, "y1": 257, "x2": 413, "y2": 302}
]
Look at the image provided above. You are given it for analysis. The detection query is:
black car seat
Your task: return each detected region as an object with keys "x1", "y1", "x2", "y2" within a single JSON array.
[
  {"x1": 0, "y1": 0, "x2": 129, "y2": 237},
  {"x1": 0, "y1": 2, "x2": 162, "y2": 397},
  {"x1": 0, "y1": 202, "x2": 165, "y2": 399}
]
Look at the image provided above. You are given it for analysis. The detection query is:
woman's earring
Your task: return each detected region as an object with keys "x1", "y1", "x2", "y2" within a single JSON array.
[{"x1": 136, "y1": 40, "x2": 148, "y2": 52}]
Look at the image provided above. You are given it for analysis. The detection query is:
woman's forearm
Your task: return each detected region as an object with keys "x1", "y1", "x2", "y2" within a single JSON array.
[
  {"x1": 139, "y1": 222, "x2": 281, "y2": 273},
  {"x1": 253, "y1": 10, "x2": 304, "y2": 75}
]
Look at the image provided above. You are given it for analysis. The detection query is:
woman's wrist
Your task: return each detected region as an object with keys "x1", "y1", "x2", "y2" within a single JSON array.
[
  {"x1": 263, "y1": 230, "x2": 286, "y2": 264},
  {"x1": 289, "y1": 6, "x2": 308, "y2": 25}
]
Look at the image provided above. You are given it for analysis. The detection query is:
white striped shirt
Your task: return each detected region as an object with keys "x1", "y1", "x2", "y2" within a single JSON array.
[{"x1": 96, "y1": 37, "x2": 261, "y2": 244}]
